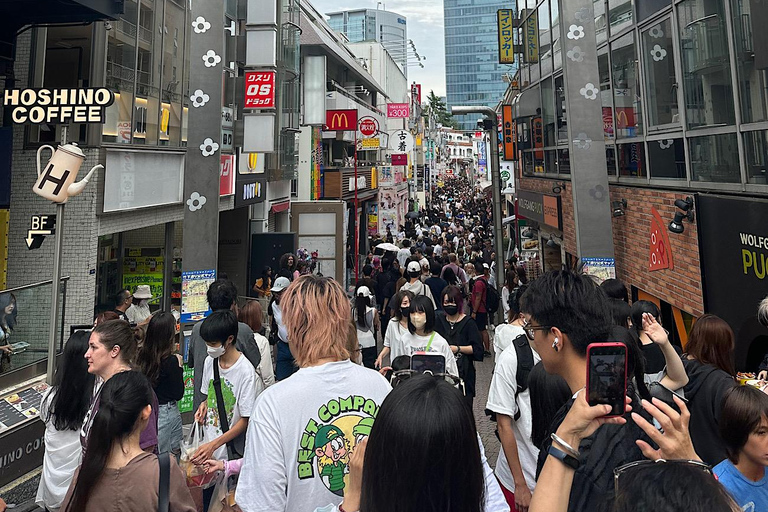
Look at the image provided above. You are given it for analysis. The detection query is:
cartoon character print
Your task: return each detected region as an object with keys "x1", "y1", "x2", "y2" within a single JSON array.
[
  {"x1": 206, "y1": 377, "x2": 236, "y2": 429},
  {"x1": 314, "y1": 425, "x2": 351, "y2": 495}
]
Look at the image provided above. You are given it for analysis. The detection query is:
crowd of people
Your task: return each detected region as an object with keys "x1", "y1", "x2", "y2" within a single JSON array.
[{"x1": 1, "y1": 175, "x2": 766, "y2": 512}]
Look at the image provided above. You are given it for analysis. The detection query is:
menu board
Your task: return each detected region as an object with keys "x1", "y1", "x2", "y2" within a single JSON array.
[{"x1": 0, "y1": 382, "x2": 49, "y2": 433}]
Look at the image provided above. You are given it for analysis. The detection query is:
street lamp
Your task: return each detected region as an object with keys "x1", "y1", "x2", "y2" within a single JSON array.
[{"x1": 451, "y1": 106, "x2": 505, "y2": 321}]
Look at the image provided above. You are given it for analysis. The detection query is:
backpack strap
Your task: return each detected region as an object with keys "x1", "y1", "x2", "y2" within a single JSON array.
[
  {"x1": 157, "y1": 452, "x2": 170, "y2": 512},
  {"x1": 425, "y1": 332, "x2": 436, "y2": 352},
  {"x1": 213, "y1": 360, "x2": 238, "y2": 459},
  {"x1": 511, "y1": 333, "x2": 535, "y2": 421}
]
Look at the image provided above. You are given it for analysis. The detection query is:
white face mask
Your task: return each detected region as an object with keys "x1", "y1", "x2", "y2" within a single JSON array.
[
  {"x1": 411, "y1": 314, "x2": 427, "y2": 330},
  {"x1": 206, "y1": 344, "x2": 226, "y2": 358}
]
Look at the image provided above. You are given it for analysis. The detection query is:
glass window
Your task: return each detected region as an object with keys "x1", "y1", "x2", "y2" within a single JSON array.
[
  {"x1": 638, "y1": 0, "x2": 671, "y2": 21},
  {"x1": 104, "y1": 0, "x2": 139, "y2": 144},
  {"x1": 161, "y1": 0, "x2": 186, "y2": 146},
  {"x1": 618, "y1": 142, "x2": 646, "y2": 177},
  {"x1": 689, "y1": 133, "x2": 740, "y2": 183},
  {"x1": 606, "y1": 145, "x2": 617, "y2": 175},
  {"x1": 558, "y1": 148, "x2": 571, "y2": 174},
  {"x1": 545, "y1": 150, "x2": 557, "y2": 173},
  {"x1": 609, "y1": 0, "x2": 633, "y2": 35},
  {"x1": 743, "y1": 131, "x2": 768, "y2": 184},
  {"x1": 612, "y1": 33, "x2": 643, "y2": 137},
  {"x1": 648, "y1": 138, "x2": 686, "y2": 178},
  {"x1": 542, "y1": 78, "x2": 556, "y2": 146},
  {"x1": 731, "y1": 0, "x2": 768, "y2": 123},
  {"x1": 642, "y1": 19, "x2": 680, "y2": 127},
  {"x1": 551, "y1": 0, "x2": 561, "y2": 70},
  {"x1": 595, "y1": 0, "x2": 608, "y2": 45},
  {"x1": 599, "y1": 47, "x2": 613, "y2": 140},
  {"x1": 677, "y1": 0, "x2": 735, "y2": 129},
  {"x1": 555, "y1": 75, "x2": 568, "y2": 142},
  {"x1": 539, "y1": 1, "x2": 552, "y2": 75},
  {"x1": 134, "y1": 0, "x2": 162, "y2": 145},
  {"x1": 523, "y1": 151, "x2": 535, "y2": 176}
]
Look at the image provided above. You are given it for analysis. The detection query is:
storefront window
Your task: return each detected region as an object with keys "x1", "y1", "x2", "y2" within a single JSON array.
[
  {"x1": 642, "y1": 18, "x2": 680, "y2": 127},
  {"x1": 161, "y1": 0, "x2": 186, "y2": 146},
  {"x1": 595, "y1": 0, "x2": 608, "y2": 45},
  {"x1": 539, "y1": 0, "x2": 552, "y2": 76},
  {"x1": 599, "y1": 47, "x2": 613, "y2": 140},
  {"x1": 104, "y1": 0, "x2": 139, "y2": 143},
  {"x1": 612, "y1": 33, "x2": 643, "y2": 137},
  {"x1": 617, "y1": 142, "x2": 646, "y2": 177},
  {"x1": 677, "y1": 0, "x2": 735, "y2": 129},
  {"x1": 648, "y1": 138, "x2": 686, "y2": 179},
  {"x1": 523, "y1": 151, "x2": 535, "y2": 176},
  {"x1": 689, "y1": 133, "x2": 740, "y2": 183},
  {"x1": 744, "y1": 130, "x2": 768, "y2": 185},
  {"x1": 555, "y1": 75, "x2": 568, "y2": 142},
  {"x1": 545, "y1": 150, "x2": 557, "y2": 173},
  {"x1": 606, "y1": 145, "x2": 618, "y2": 175},
  {"x1": 542, "y1": 78, "x2": 556, "y2": 146},
  {"x1": 135, "y1": 0, "x2": 161, "y2": 145},
  {"x1": 609, "y1": 0, "x2": 633, "y2": 35},
  {"x1": 558, "y1": 148, "x2": 571, "y2": 174},
  {"x1": 731, "y1": 0, "x2": 768, "y2": 123}
]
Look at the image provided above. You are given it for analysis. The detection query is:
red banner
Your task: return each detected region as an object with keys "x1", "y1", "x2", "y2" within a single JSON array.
[
  {"x1": 325, "y1": 109, "x2": 358, "y2": 131},
  {"x1": 244, "y1": 71, "x2": 276, "y2": 109},
  {"x1": 391, "y1": 154, "x2": 407, "y2": 166}
]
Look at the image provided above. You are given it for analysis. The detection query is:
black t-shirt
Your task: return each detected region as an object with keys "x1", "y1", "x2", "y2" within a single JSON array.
[
  {"x1": 641, "y1": 341, "x2": 683, "y2": 374},
  {"x1": 155, "y1": 355, "x2": 184, "y2": 405}
]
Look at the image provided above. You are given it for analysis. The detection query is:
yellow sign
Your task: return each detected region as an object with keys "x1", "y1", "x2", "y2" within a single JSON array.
[
  {"x1": 371, "y1": 166, "x2": 378, "y2": 189},
  {"x1": 497, "y1": 9, "x2": 515, "y2": 64},
  {"x1": 416, "y1": 136, "x2": 422, "y2": 147},
  {"x1": 526, "y1": 11, "x2": 539, "y2": 63},
  {"x1": 361, "y1": 138, "x2": 380, "y2": 149}
]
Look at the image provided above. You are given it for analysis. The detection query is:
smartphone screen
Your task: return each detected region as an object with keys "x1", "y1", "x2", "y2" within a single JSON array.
[
  {"x1": 411, "y1": 353, "x2": 446, "y2": 375},
  {"x1": 586, "y1": 343, "x2": 627, "y2": 417}
]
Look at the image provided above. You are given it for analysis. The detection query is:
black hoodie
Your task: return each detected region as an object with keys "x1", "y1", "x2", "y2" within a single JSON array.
[{"x1": 682, "y1": 358, "x2": 737, "y2": 466}]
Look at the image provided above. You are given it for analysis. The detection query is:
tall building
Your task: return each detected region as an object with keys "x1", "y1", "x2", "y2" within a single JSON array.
[
  {"x1": 326, "y1": 8, "x2": 408, "y2": 71},
  {"x1": 444, "y1": 0, "x2": 517, "y2": 130}
]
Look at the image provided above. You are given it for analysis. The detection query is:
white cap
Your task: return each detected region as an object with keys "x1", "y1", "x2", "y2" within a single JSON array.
[
  {"x1": 133, "y1": 285, "x2": 152, "y2": 299},
  {"x1": 407, "y1": 261, "x2": 421, "y2": 273},
  {"x1": 357, "y1": 286, "x2": 372, "y2": 298},
  {"x1": 271, "y1": 276, "x2": 291, "y2": 292}
]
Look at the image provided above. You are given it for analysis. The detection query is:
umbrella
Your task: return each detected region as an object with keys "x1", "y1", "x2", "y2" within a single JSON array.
[
  {"x1": 405, "y1": 211, "x2": 419, "y2": 220},
  {"x1": 375, "y1": 242, "x2": 400, "y2": 252}
]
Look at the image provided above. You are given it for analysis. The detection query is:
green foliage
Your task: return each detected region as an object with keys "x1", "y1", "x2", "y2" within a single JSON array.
[{"x1": 424, "y1": 90, "x2": 459, "y2": 129}]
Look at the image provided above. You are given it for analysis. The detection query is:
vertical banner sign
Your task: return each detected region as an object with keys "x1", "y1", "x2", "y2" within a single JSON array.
[
  {"x1": 311, "y1": 127, "x2": 323, "y2": 200},
  {"x1": 411, "y1": 84, "x2": 422, "y2": 106},
  {"x1": 525, "y1": 10, "x2": 539, "y2": 63},
  {"x1": 559, "y1": 0, "x2": 614, "y2": 258},
  {"x1": 183, "y1": 0, "x2": 225, "y2": 274},
  {"x1": 497, "y1": 9, "x2": 515, "y2": 64},
  {"x1": 501, "y1": 105, "x2": 516, "y2": 160},
  {"x1": 244, "y1": 71, "x2": 276, "y2": 108}
]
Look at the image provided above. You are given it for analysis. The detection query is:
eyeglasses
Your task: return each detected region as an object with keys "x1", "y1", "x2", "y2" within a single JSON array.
[
  {"x1": 389, "y1": 369, "x2": 466, "y2": 395},
  {"x1": 522, "y1": 320, "x2": 552, "y2": 341},
  {"x1": 613, "y1": 459, "x2": 711, "y2": 494}
]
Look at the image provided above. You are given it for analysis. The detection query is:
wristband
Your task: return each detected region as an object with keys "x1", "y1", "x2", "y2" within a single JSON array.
[
  {"x1": 551, "y1": 433, "x2": 581, "y2": 458},
  {"x1": 548, "y1": 444, "x2": 580, "y2": 470}
]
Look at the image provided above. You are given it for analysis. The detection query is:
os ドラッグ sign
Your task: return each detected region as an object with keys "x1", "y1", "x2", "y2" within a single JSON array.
[{"x1": 3, "y1": 88, "x2": 115, "y2": 124}]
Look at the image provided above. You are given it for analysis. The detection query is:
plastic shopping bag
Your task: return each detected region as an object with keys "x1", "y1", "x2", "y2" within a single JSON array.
[
  {"x1": 208, "y1": 475, "x2": 241, "y2": 512},
  {"x1": 179, "y1": 424, "x2": 217, "y2": 489}
]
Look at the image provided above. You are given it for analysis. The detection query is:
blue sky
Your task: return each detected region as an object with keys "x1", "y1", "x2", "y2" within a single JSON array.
[{"x1": 309, "y1": 0, "x2": 447, "y2": 97}]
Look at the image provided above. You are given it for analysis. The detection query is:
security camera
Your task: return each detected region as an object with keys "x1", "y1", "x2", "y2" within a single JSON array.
[{"x1": 104, "y1": 21, "x2": 113, "y2": 31}]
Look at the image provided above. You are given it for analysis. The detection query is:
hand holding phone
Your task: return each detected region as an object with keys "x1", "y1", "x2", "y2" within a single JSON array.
[
  {"x1": 586, "y1": 342, "x2": 628, "y2": 417},
  {"x1": 411, "y1": 352, "x2": 446, "y2": 375}
]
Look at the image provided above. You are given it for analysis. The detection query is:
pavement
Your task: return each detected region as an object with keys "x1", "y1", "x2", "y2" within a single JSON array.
[{"x1": 473, "y1": 341, "x2": 501, "y2": 468}]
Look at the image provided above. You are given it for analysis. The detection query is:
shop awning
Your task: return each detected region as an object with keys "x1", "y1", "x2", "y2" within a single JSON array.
[
  {"x1": 511, "y1": 87, "x2": 539, "y2": 119},
  {"x1": 479, "y1": 181, "x2": 493, "y2": 192},
  {"x1": 270, "y1": 200, "x2": 290, "y2": 213}
]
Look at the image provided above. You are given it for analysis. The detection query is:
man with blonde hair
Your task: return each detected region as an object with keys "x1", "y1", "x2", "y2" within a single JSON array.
[{"x1": 237, "y1": 275, "x2": 391, "y2": 512}]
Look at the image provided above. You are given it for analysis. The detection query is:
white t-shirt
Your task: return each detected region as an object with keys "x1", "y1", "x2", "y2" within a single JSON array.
[
  {"x1": 501, "y1": 286, "x2": 512, "y2": 320},
  {"x1": 200, "y1": 353, "x2": 258, "y2": 460},
  {"x1": 486, "y1": 343, "x2": 541, "y2": 494},
  {"x1": 355, "y1": 307, "x2": 376, "y2": 349},
  {"x1": 253, "y1": 332, "x2": 275, "y2": 389},
  {"x1": 400, "y1": 331, "x2": 459, "y2": 377},
  {"x1": 236, "y1": 360, "x2": 391, "y2": 512},
  {"x1": 384, "y1": 319, "x2": 409, "y2": 360},
  {"x1": 493, "y1": 323, "x2": 526, "y2": 357}
]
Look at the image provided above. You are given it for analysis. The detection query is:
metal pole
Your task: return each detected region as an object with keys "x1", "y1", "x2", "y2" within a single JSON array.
[
  {"x1": 354, "y1": 125, "x2": 359, "y2": 282},
  {"x1": 46, "y1": 201, "x2": 65, "y2": 384}
]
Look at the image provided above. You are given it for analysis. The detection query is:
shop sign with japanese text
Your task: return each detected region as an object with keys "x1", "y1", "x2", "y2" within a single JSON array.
[{"x1": 244, "y1": 71, "x2": 276, "y2": 109}]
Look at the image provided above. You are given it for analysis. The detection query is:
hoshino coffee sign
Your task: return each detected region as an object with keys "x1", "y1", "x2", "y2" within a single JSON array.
[{"x1": 3, "y1": 88, "x2": 115, "y2": 124}]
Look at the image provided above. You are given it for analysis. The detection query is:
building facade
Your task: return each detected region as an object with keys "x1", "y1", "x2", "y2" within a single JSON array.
[
  {"x1": 326, "y1": 8, "x2": 408, "y2": 71},
  {"x1": 444, "y1": 0, "x2": 518, "y2": 130}
]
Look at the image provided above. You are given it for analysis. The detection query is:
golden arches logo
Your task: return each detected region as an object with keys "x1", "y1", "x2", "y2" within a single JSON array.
[
  {"x1": 160, "y1": 108, "x2": 170, "y2": 133},
  {"x1": 247, "y1": 153, "x2": 259, "y2": 171},
  {"x1": 330, "y1": 113, "x2": 348, "y2": 128}
]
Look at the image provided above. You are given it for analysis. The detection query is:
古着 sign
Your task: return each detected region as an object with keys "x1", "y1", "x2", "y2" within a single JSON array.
[{"x1": 3, "y1": 88, "x2": 114, "y2": 124}]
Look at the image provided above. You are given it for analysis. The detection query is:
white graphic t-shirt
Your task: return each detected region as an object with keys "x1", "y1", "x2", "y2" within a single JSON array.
[{"x1": 400, "y1": 331, "x2": 459, "y2": 377}]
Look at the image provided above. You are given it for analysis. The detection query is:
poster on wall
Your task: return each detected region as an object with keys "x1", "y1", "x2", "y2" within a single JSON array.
[
  {"x1": 181, "y1": 269, "x2": 216, "y2": 323},
  {"x1": 367, "y1": 203, "x2": 379, "y2": 236},
  {"x1": 178, "y1": 365, "x2": 194, "y2": 413},
  {"x1": 122, "y1": 255, "x2": 164, "y2": 303},
  {"x1": 582, "y1": 257, "x2": 616, "y2": 283}
]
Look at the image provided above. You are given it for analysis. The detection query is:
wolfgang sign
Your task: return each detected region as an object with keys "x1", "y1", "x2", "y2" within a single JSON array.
[
  {"x1": 517, "y1": 189, "x2": 561, "y2": 230},
  {"x1": 4, "y1": 88, "x2": 114, "y2": 124}
]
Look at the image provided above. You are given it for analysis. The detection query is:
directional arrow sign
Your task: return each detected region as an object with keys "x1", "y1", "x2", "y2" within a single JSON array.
[{"x1": 26, "y1": 214, "x2": 56, "y2": 250}]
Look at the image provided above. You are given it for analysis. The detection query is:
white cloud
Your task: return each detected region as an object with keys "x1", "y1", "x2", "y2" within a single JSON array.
[{"x1": 309, "y1": 0, "x2": 446, "y2": 97}]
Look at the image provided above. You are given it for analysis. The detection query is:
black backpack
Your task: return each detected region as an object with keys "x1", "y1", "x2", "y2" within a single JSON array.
[
  {"x1": 485, "y1": 281, "x2": 500, "y2": 315},
  {"x1": 485, "y1": 332, "x2": 536, "y2": 423}
]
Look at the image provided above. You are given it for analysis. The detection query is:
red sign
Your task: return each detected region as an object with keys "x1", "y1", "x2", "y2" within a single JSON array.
[
  {"x1": 219, "y1": 155, "x2": 235, "y2": 196},
  {"x1": 411, "y1": 83, "x2": 422, "y2": 105},
  {"x1": 358, "y1": 116, "x2": 379, "y2": 137},
  {"x1": 244, "y1": 71, "x2": 276, "y2": 109},
  {"x1": 387, "y1": 103, "x2": 410, "y2": 118},
  {"x1": 649, "y1": 207, "x2": 674, "y2": 271},
  {"x1": 391, "y1": 153, "x2": 407, "y2": 166},
  {"x1": 325, "y1": 109, "x2": 358, "y2": 131}
]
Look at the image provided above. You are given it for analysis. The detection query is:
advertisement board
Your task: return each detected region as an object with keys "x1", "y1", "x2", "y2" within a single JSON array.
[
  {"x1": 244, "y1": 71, "x2": 276, "y2": 109},
  {"x1": 387, "y1": 103, "x2": 410, "y2": 118},
  {"x1": 497, "y1": 9, "x2": 515, "y2": 64}
]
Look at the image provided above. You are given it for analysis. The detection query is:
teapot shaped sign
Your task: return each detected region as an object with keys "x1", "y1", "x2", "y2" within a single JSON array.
[{"x1": 35, "y1": 142, "x2": 102, "y2": 203}]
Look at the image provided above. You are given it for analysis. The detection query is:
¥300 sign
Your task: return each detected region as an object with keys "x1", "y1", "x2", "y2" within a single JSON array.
[{"x1": 4, "y1": 88, "x2": 115, "y2": 124}]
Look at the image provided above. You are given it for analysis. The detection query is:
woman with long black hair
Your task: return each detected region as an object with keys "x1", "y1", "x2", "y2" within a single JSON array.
[
  {"x1": 61, "y1": 371, "x2": 194, "y2": 512},
  {"x1": 135, "y1": 312, "x2": 184, "y2": 458},
  {"x1": 36, "y1": 331, "x2": 96, "y2": 512},
  {"x1": 352, "y1": 286, "x2": 380, "y2": 369}
]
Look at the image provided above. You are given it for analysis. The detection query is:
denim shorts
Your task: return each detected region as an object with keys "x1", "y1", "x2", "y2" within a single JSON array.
[{"x1": 157, "y1": 401, "x2": 183, "y2": 460}]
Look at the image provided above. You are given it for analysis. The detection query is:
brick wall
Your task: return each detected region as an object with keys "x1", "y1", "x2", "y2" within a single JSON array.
[{"x1": 517, "y1": 177, "x2": 704, "y2": 317}]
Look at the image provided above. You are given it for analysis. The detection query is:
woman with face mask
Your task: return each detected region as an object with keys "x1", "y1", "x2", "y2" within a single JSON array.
[
  {"x1": 376, "y1": 290, "x2": 415, "y2": 369},
  {"x1": 435, "y1": 286, "x2": 484, "y2": 408},
  {"x1": 400, "y1": 295, "x2": 459, "y2": 377}
]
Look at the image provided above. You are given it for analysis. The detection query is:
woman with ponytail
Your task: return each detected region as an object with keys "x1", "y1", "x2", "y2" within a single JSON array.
[
  {"x1": 61, "y1": 371, "x2": 194, "y2": 512},
  {"x1": 352, "y1": 286, "x2": 379, "y2": 369}
]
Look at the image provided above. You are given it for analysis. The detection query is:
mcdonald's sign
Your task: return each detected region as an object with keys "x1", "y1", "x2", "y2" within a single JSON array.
[{"x1": 325, "y1": 109, "x2": 358, "y2": 131}]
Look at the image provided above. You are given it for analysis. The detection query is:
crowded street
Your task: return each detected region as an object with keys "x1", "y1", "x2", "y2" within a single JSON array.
[{"x1": 2, "y1": 0, "x2": 768, "y2": 511}]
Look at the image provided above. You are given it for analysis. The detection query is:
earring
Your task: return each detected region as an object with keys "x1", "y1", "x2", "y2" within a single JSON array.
[{"x1": 552, "y1": 337, "x2": 559, "y2": 352}]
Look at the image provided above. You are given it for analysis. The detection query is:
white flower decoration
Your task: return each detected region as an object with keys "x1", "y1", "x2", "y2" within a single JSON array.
[
  {"x1": 192, "y1": 16, "x2": 211, "y2": 34},
  {"x1": 567, "y1": 24, "x2": 585, "y2": 40},
  {"x1": 574, "y1": 7, "x2": 591, "y2": 22},
  {"x1": 659, "y1": 139, "x2": 674, "y2": 150},
  {"x1": 190, "y1": 89, "x2": 210, "y2": 108},
  {"x1": 199, "y1": 137, "x2": 219, "y2": 157},
  {"x1": 187, "y1": 192, "x2": 207, "y2": 212},
  {"x1": 573, "y1": 133, "x2": 593, "y2": 150},
  {"x1": 567, "y1": 46, "x2": 585, "y2": 63},
  {"x1": 579, "y1": 83, "x2": 599, "y2": 100},
  {"x1": 650, "y1": 44, "x2": 667, "y2": 62},
  {"x1": 202, "y1": 50, "x2": 221, "y2": 68},
  {"x1": 648, "y1": 25, "x2": 664, "y2": 38}
]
